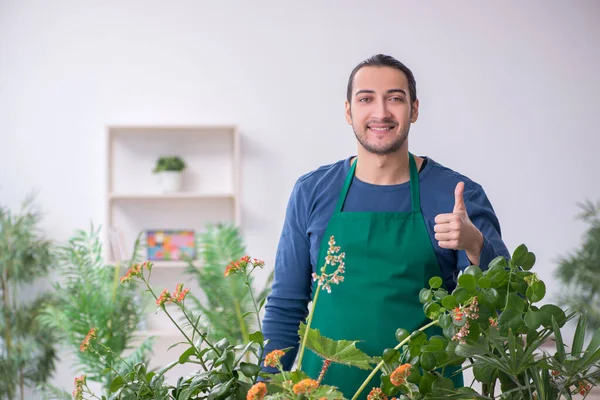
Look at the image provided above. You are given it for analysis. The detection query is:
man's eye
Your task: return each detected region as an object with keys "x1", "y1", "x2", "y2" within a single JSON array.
[
  {"x1": 358, "y1": 98, "x2": 372, "y2": 103},
  {"x1": 390, "y1": 97, "x2": 405, "y2": 102}
]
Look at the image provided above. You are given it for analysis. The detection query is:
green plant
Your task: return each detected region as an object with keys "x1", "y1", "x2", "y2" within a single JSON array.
[
  {"x1": 74, "y1": 256, "x2": 270, "y2": 399},
  {"x1": 555, "y1": 199, "x2": 600, "y2": 331},
  {"x1": 39, "y1": 225, "x2": 154, "y2": 398},
  {"x1": 184, "y1": 223, "x2": 274, "y2": 345},
  {"x1": 153, "y1": 156, "x2": 186, "y2": 173},
  {"x1": 73, "y1": 238, "x2": 600, "y2": 400},
  {"x1": 0, "y1": 197, "x2": 59, "y2": 400}
]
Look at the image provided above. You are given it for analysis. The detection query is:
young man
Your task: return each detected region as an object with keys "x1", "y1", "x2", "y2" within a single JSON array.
[{"x1": 261, "y1": 54, "x2": 510, "y2": 397}]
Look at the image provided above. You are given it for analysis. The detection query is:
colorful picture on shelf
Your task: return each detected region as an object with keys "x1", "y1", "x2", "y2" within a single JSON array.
[{"x1": 146, "y1": 229, "x2": 196, "y2": 261}]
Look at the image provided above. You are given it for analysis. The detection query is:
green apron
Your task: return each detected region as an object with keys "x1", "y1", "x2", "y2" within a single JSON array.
[{"x1": 301, "y1": 153, "x2": 463, "y2": 399}]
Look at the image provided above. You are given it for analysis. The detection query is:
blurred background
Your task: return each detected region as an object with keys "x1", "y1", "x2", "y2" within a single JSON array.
[{"x1": 1, "y1": 0, "x2": 599, "y2": 398}]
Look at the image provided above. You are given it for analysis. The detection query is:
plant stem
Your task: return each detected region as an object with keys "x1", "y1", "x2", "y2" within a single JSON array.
[
  {"x1": 296, "y1": 284, "x2": 322, "y2": 370},
  {"x1": 246, "y1": 269, "x2": 262, "y2": 332},
  {"x1": 232, "y1": 291, "x2": 249, "y2": 343},
  {"x1": 351, "y1": 319, "x2": 439, "y2": 400}
]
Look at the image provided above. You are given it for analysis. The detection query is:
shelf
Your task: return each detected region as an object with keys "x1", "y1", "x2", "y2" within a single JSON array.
[{"x1": 108, "y1": 192, "x2": 235, "y2": 201}]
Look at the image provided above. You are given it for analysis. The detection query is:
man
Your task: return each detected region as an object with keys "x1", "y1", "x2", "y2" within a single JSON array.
[{"x1": 261, "y1": 54, "x2": 509, "y2": 398}]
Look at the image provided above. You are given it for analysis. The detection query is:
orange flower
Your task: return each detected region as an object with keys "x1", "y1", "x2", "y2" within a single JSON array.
[
  {"x1": 72, "y1": 374, "x2": 86, "y2": 400},
  {"x1": 225, "y1": 256, "x2": 266, "y2": 276},
  {"x1": 156, "y1": 288, "x2": 172, "y2": 306},
  {"x1": 80, "y1": 328, "x2": 97, "y2": 352},
  {"x1": 390, "y1": 363, "x2": 412, "y2": 386},
  {"x1": 264, "y1": 349, "x2": 285, "y2": 367},
  {"x1": 577, "y1": 381, "x2": 591, "y2": 396},
  {"x1": 246, "y1": 382, "x2": 267, "y2": 400},
  {"x1": 292, "y1": 379, "x2": 319, "y2": 394},
  {"x1": 120, "y1": 261, "x2": 152, "y2": 283},
  {"x1": 367, "y1": 387, "x2": 388, "y2": 400},
  {"x1": 172, "y1": 283, "x2": 190, "y2": 303}
]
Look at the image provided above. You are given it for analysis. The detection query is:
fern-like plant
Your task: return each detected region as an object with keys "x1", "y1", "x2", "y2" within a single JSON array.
[
  {"x1": 39, "y1": 225, "x2": 154, "y2": 397},
  {"x1": 184, "y1": 223, "x2": 273, "y2": 345},
  {"x1": 555, "y1": 199, "x2": 600, "y2": 331},
  {"x1": 0, "y1": 197, "x2": 59, "y2": 400}
]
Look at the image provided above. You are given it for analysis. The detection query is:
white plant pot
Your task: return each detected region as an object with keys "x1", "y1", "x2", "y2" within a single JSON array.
[{"x1": 157, "y1": 171, "x2": 183, "y2": 192}]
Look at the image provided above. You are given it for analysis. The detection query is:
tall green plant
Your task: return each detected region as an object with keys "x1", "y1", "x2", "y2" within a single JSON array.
[
  {"x1": 39, "y1": 225, "x2": 154, "y2": 397},
  {"x1": 0, "y1": 198, "x2": 58, "y2": 400},
  {"x1": 185, "y1": 223, "x2": 273, "y2": 345},
  {"x1": 555, "y1": 199, "x2": 600, "y2": 331}
]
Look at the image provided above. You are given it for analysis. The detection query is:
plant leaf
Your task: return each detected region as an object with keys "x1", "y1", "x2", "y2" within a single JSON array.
[{"x1": 298, "y1": 323, "x2": 373, "y2": 370}]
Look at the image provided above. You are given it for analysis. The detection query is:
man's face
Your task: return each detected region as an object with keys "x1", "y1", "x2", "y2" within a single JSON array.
[{"x1": 345, "y1": 66, "x2": 419, "y2": 155}]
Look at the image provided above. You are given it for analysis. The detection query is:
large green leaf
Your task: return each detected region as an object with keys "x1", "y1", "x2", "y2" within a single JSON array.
[{"x1": 298, "y1": 323, "x2": 374, "y2": 370}]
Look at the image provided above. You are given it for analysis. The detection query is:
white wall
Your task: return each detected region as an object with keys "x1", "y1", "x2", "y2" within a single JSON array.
[{"x1": 1, "y1": 0, "x2": 599, "y2": 394}]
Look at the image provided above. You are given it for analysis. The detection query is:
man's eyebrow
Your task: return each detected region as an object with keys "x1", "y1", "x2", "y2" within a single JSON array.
[{"x1": 354, "y1": 89, "x2": 407, "y2": 96}]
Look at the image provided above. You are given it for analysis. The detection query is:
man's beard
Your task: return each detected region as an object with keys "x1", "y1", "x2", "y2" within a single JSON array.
[{"x1": 353, "y1": 121, "x2": 410, "y2": 156}]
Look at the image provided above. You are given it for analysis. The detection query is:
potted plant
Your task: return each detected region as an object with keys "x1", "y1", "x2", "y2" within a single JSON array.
[{"x1": 153, "y1": 156, "x2": 186, "y2": 192}]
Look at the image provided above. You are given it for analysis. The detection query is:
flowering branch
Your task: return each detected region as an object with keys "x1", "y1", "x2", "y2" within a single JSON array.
[{"x1": 297, "y1": 236, "x2": 345, "y2": 370}]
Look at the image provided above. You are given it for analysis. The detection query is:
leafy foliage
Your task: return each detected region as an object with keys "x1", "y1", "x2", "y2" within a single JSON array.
[
  {"x1": 0, "y1": 198, "x2": 59, "y2": 399},
  {"x1": 555, "y1": 199, "x2": 600, "y2": 331},
  {"x1": 38, "y1": 224, "x2": 153, "y2": 396},
  {"x1": 185, "y1": 223, "x2": 273, "y2": 344},
  {"x1": 153, "y1": 156, "x2": 186, "y2": 173}
]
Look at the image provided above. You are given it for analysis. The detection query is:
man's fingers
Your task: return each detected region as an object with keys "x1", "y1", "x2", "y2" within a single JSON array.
[
  {"x1": 435, "y1": 232, "x2": 459, "y2": 242},
  {"x1": 438, "y1": 240, "x2": 459, "y2": 249},
  {"x1": 434, "y1": 213, "x2": 457, "y2": 224}
]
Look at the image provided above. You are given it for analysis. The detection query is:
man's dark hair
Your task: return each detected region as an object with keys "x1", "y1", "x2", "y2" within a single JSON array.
[{"x1": 346, "y1": 54, "x2": 417, "y2": 105}]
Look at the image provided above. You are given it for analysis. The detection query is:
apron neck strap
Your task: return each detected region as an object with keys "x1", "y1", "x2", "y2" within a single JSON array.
[{"x1": 335, "y1": 153, "x2": 421, "y2": 213}]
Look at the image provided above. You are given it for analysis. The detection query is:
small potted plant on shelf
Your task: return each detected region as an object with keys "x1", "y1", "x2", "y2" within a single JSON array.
[{"x1": 153, "y1": 155, "x2": 186, "y2": 192}]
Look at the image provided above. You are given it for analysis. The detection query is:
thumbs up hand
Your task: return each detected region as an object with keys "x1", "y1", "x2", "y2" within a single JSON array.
[{"x1": 434, "y1": 182, "x2": 484, "y2": 265}]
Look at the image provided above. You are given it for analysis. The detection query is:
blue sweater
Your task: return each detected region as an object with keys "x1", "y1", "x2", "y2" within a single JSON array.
[{"x1": 261, "y1": 155, "x2": 509, "y2": 372}]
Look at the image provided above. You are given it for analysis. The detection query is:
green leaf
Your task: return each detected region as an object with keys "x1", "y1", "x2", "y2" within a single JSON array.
[
  {"x1": 298, "y1": 323, "x2": 373, "y2": 369},
  {"x1": 110, "y1": 376, "x2": 125, "y2": 393},
  {"x1": 506, "y1": 293, "x2": 526, "y2": 313},
  {"x1": 512, "y1": 244, "x2": 529, "y2": 267},
  {"x1": 240, "y1": 362, "x2": 262, "y2": 378},
  {"x1": 526, "y1": 281, "x2": 546, "y2": 303},
  {"x1": 249, "y1": 330, "x2": 264, "y2": 344},
  {"x1": 419, "y1": 288, "x2": 433, "y2": 304},
  {"x1": 429, "y1": 276, "x2": 443, "y2": 289},
  {"x1": 438, "y1": 313, "x2": 452, "y2": 329},
  {"x1": 179, "y1": 346, "x2": 196, "y2": 364},
  {"x1": 524, "y1": 310, "x2": 544, "y2": 330},
  {"x1": 410, "y1": 330, "x2": 427, "y2": 345},
  {"x1": 464, "y1": 265, "x2": 483, "y2": 278},
  {"x1": 431, "y1": 376, "x2": 454, "y2": 395},
  {"x1": 498, "y1": 309, "x2": 524, "y2": 332},
  {"x1": 458, "y1": 274, "x2": 477, "y2": 291},
  {"x1": 452, "y1": 287, "x2": 470, "y2": 304},
  {"x1": 478, "y1": 276, "x2": 491, "y2": 288},
  {"x1": 441, "y1": 295, "x2": 457, "y2": 310},
  {"x1": 424, "y1": 302, "x2": 441, "y2": 319},
  {"x1": 419, "y1": 372, "x2": 436, "y2": 395},
  {"x1": 473, "y1": 363, "x2": 496, "y2": 384},
  {"x1": 522, "y1": 252, "x2": 536, "y2": 270},
  {"x1": 538, "y1": 304, "x2": 566, "y2": 328},
  {"x1": 380, "y1": 375, "x2": 402, "y2": 397},
  {"x1": 571, "y1": 314, "x2": 587, "y2": 357},
  {"x1": 379, "y1": 348, "x2": 398, "y2": 365}
]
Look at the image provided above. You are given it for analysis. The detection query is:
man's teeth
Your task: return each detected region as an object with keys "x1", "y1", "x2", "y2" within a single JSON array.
[{"x1": 370, "y1": 127, "x2": 391, "y2": 131}]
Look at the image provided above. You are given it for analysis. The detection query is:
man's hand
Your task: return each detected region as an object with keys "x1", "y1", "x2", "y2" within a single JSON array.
[{"x1": 433, "y1": 182, "x2": 484, "y2": 265}]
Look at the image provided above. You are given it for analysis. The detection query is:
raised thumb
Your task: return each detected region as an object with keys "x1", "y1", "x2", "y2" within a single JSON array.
[{"x1": 453, "y1": 182, "x2": 466, "y2": 213}]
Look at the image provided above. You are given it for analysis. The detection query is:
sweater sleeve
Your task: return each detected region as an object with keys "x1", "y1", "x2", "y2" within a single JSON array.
[
  {"x1": 261, "y1": 178, "x2": 313, "y2": 373},
  {"x1": 457, "y1": 185, "x2": 510, "y2": 271}
]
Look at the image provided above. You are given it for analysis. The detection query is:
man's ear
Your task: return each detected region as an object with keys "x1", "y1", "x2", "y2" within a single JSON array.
[
  {"x1": 345, "y1": 101, "x2": 352, "y2": 125},
  {"x1": 410, "y1": 99, "x2": 419, "y2": 123}
]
